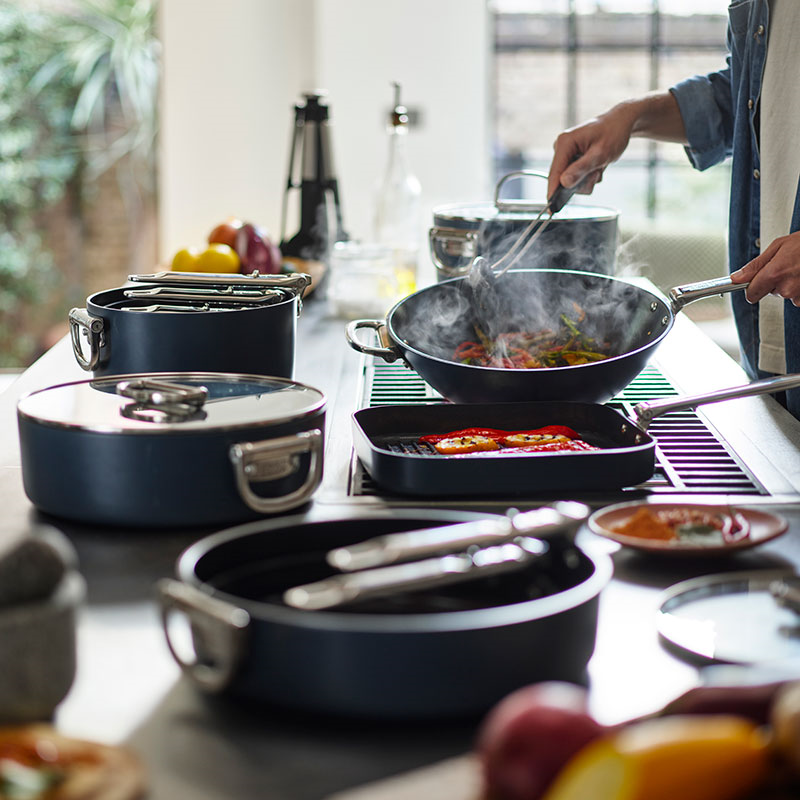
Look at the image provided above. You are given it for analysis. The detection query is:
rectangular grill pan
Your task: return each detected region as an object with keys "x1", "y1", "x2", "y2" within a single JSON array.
[{"x1": 351, "y1": 401, "x2": 656, "y2": 497}]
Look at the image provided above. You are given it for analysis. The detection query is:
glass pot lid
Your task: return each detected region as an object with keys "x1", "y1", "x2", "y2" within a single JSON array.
[{"x1": 17, "y1": 372, "x2": 326, "y2": 434}]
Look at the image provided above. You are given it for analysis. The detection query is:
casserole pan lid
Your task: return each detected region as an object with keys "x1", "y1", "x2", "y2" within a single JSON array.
[
  {"x1": 432, "y1": 201, "x2": 619, "y2": 229},
  {"x1": 17, "y1": 372, "x2": 326, "y2": 434}
]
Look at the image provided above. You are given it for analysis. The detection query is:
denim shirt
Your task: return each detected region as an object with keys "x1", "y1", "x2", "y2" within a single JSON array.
[{"x1": 670, "y1": 0, "x2": 800, "y2": 415}]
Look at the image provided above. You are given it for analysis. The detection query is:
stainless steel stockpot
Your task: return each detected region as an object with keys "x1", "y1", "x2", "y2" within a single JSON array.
[{"x1": 429, "y1": 171, "x2": 619, "y2": 279}]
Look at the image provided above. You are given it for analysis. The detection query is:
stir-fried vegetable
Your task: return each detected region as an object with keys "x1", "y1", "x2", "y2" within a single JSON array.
[{"x1": 454, "y1": 311, "x2": 610, "y2": 369}]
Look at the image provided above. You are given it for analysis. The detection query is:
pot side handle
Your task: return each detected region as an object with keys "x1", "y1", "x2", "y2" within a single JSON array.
[
  {"x1": 229, "y1": 428, "x2": 324, "y2": 514},
  {"x1": 68, "y1": 307, "x2": 105, "y2": 371},
  {"x1": 157, "y1": 578, "x2": 250, "y2": 693},
  {"x1": 632, "y1": 373, "x2": 800, "y2": 430},
  {"x1": 345, "y1": 319, "x2": 402, "y2": 363}
]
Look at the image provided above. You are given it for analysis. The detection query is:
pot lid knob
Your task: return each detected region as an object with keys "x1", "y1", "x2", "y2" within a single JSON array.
[{"x1": 116, "y1": 378, "x2": 208, "y2": 422}]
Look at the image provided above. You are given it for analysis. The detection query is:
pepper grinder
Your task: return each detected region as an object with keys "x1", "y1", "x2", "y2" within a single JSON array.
[{"x1": 280, "y1": 92, "x2": 348, "y2": 288}]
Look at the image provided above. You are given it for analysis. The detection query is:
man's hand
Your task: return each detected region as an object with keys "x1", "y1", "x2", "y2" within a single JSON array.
[
  {"x1": 731, "y1": 231, "x2": 800, "y2": 306},
  {"x1": 546, "y1": 92, "x2": 687, "y2": 200}
]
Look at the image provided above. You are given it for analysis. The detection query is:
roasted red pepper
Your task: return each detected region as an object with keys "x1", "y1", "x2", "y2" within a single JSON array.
[{"x1": 419, "y1": 425, "x2": 581, "y2": 445}]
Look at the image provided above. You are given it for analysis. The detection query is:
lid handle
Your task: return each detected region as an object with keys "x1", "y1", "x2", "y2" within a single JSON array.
[
  {"x1": 494, "y1": 170, "x2": 549, "y2": 213},
  {"x1": 116, "y1": 378, "x2": 208, "y2": 422}
]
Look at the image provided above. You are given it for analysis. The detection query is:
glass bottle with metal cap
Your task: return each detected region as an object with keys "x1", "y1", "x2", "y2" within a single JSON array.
[{"x1": 372, "y1": 82, "x2": 421, "y2": 297}]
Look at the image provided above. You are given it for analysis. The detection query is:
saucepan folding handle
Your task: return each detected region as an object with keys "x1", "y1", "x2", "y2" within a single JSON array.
[
  {"x1": 285, "y1": 538, "x2": 549, "y2": 611},
  {"x1": 632, "y1": 373, "x2": 800, "y2": 430},
  {"x1": 327, "y1": 501, "x2": 589, "y2": 572}
]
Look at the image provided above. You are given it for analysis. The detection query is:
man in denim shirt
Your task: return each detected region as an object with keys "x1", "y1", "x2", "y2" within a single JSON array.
[{"x1": 547, "y1": 0, "x2": 800, "y2": 417}]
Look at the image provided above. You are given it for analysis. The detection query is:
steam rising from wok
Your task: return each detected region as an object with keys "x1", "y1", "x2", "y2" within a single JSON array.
[{"x1": 391, "y1": 268, "x2": 656, "y2": 371}]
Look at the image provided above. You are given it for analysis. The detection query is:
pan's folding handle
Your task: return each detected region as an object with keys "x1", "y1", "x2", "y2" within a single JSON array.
[
  {"x1": 668, "y1": 276, "x2": 749, "y2": 314},
  {"x1": 327, "y1": 501, "x2": 589, "y2": 572},
  {"x1": 632, "y1": 373, "x2": 800, "y2": 430}
]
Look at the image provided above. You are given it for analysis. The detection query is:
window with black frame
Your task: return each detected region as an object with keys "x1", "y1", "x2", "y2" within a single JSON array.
[
  {"x1": 492, "y1": 0, "x2": 730, "y2": 229},
  {"x1": 491, "y1": 0, "x2": 736, "y2": 343}
]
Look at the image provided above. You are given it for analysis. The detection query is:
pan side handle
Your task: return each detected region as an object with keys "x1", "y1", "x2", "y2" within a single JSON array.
[
  {"x1": 345, "y1": 319, "x2": 402, "y2": 363},
  {"x1": 229, "y1": 429, "x2": 323, "y2": 514},
  {"x1": 632, "y1": 373, "x2": 800, "y2": 430},
  {"x1": 68, "y1": 307, "x2": 105, "y2": 371},
  {"x1": 157, "y1": 578, "x2": 250, "y2": 693},
  {"x1": 668, "y1": 276, "x2": 748, "y2": 314}
]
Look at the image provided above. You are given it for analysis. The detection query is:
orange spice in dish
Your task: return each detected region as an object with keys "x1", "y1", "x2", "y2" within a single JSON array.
[{"x1": 613, "y1": 507, "x2": 677, "y2": 541}]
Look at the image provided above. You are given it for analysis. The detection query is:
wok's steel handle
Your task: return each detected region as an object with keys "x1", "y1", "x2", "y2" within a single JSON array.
[
  {"x1": 68, "y1": 307, "x2": 105, "y2": 371},
  {"x1": 345, "y1": 319, "x2": 402, "y2": 363},
  {"x1": 669, "y1": 276, "x2": 749, "y2": 314},
  {"x1": 157, "y1": 578, "x2": 250, "y2": 693},
  {"x1": 229, "y1": 429, "x2": 323, "y2": 514},
  {"x1": 632, "y1": 373, "x2": 800, "y2": 430},
  {"x1": 327, "y1": 501, "x2": 589, "y2": 572}
]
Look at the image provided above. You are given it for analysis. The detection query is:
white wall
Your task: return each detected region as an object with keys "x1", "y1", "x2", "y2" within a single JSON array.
[{"x1": 158, "y1": 0, "x2": 491, "y2": 285}]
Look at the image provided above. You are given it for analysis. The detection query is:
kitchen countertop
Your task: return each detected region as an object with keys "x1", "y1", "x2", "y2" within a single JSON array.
[{"x1": 2, "y1": 290, "x2": 800, "y2": 799}]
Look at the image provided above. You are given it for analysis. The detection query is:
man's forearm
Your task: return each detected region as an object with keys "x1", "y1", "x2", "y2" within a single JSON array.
[{"x1": 619, "y1": 91, "x2": 689, "y2": 145}]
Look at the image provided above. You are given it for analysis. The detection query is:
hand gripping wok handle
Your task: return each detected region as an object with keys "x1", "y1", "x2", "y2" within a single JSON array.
[
  {"x1": 632, "y1": 373, "x2": 800, "y2": 430},
  {"x1": 345, "y1": 319, "x2": 402, "y2": 363},
  {"x1": 668, "y1": 276, "x2": 749, "y2": 314}
]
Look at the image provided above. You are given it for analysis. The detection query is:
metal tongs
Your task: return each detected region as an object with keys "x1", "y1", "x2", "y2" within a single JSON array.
[
  {"x1": 486, "y1": 172, "x2": 590, "y2": 278},
  {"x1": 282, "y1": 501, "x2": 589, "y2": 611}
]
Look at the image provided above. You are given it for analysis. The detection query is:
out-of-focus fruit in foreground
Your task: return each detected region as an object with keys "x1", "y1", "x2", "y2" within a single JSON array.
[
  {"x1": 541, "y1": 714, "x2": 770, "y2": 800},
  {"x1": 235, "y1": 223, "x2": 282, "y2": 275},
  {"x1": 208, "y1": 217, "x2": 243, "y2": 248},
  {"x1": 770, "y1": 680, "x2": 800, "y2": 776},
  {"x1": 477, "y1": 682, "x2": 605, "y2": 800},
  {"x1": 659, "y1": 680, "x2": 787, "y2": 726}
]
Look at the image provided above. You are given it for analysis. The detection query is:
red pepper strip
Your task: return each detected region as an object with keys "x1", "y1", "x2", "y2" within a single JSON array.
[
  {"x1": 419, "y1": 425, "x2": 582, "y2": 445},
  {"x1": 419, "y1": 427, "x2": 509, "y2": 444},
  {"x1": 514, "y1": 440, "x2": 598, "y2": 452},
  {"x1": 470, "y1": 439, "x2": 599, "y2": 455}
]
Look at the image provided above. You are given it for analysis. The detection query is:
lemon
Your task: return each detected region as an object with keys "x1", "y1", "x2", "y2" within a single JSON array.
[
  {"x1": 196, "y1": 243, "x2": 240, "y2": 273},
  {"x1": 171, "y1": 247, "x2": 200, "y2": 272}
]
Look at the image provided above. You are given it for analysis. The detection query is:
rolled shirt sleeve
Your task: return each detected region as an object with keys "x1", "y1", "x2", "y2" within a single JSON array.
[{"x1": 671, "y1": 65, "x2": 735, "y2": 172}]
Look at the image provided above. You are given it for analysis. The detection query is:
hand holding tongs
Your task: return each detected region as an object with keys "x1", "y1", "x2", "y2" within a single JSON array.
[
  {"x1": 488, "y1": 171, "x2": 589, "y2": 277},
  {"x1": 282, "y1": 501, "x2": 590, "y2": 611}
]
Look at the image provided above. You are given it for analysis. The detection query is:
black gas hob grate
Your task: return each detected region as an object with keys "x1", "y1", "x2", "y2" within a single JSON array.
[{"x1": 350, "y1": 361, "x2": 767, "y2": 499}]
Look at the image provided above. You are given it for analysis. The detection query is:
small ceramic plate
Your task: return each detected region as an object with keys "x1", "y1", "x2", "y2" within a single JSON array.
[{"x1": 588, "y1": 501, "x2": 788, "y2": 557}]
